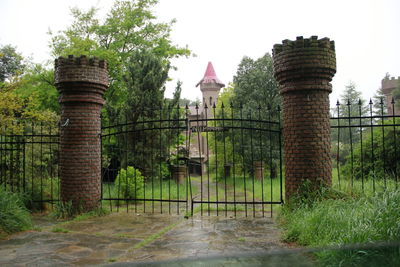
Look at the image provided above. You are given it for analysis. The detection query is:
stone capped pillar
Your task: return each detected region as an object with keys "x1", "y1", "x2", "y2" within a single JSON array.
[
  {"x1": 55, "y1": 55, "x2": 108, "y2": 211},
  {"x1": 272, "y1": 36, "x2": 336, "y2": 201}
]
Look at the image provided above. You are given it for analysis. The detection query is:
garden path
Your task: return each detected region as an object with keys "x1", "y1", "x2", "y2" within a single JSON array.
[{"x1": 0, "y1": 212, "x2": 313, "y2": 266}]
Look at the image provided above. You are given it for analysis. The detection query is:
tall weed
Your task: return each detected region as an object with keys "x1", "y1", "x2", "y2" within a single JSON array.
[
  {"x1": 0, "y1": 186, "x2": 32, "y2": 234},
  {"x1": 279, "y1": 188, "x2": 400, "y2": 265}
]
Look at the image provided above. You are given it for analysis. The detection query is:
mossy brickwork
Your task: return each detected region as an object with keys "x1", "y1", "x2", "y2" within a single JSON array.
[
  {"x1": 55, "y1": 55, "x2": 108, "y2": 211},
  {"x1": 273, "y1": 36, "x2": 336, "y2": 201}
]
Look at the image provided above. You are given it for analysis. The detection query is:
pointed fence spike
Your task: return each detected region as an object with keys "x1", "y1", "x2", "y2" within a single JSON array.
[
  {"x1": 392, "y1": 97, "x2": 395, "y2": 104},
  {"x1": 221, "y1": 101, "x2": 225, "y2": 108},
  {"x1": 358, "y1": 99, "x2": 362, "y2": 105},
  {"x1": 185, "y1": 104, "x2": 189, "y2": 109},
  {"x1": 336, "y1": 100, "x2": 340, "y2": 106},
  {"x1": 347, "y1": 99, "x2": 351, "y2": 105},
  {"x1": 204, "y1": 103, "x2": 208, "y2": 109},
  {"x1": 212, "y1": 102, "x2": 216, "y2": 109},
  {"x1": 369, "y1": 98, "x2": 373, "y2": 105},
  {"x1": 230, "y1": 102, "x2": 234, "y2": 108},
  {"x1": 195, "y1": 103, "x2": 199, "y2": 109},
  {"x1": 380, "y1": 97, "x2": 384, "y2": 104}
]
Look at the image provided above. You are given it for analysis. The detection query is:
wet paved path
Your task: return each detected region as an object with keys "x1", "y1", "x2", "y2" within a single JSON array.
[{"x1": 0, "y1": 212, "x2": 304, "y2": 266}]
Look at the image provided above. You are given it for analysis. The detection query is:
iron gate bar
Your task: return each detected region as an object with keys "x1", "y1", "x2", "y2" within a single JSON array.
[
  {"x1": 392, "y1": 99, "x2": 398, "y2": 188},
  {"x1": 205, "y1": 104, "x2": 211, "y2": 216},
  {"x1": 230, "y1": 104, "x2": 237, "y2": 217},
  {"x1": 358, "y1": 100, "x2": 364, "y2": 191},
  {"x1": 381, "y1": 99, "x2": 387, "y2": 189},
  {"x1": 331, "y1": 98, "x2": 400, "y2": 194},
  {"x1": 98, "y1": 105, "x2": 284, "y2": 216}
]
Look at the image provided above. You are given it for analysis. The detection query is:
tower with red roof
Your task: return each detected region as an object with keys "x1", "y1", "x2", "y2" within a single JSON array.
[{"x1": 196, "y1": 62, "x2": 225, "y2": 117}]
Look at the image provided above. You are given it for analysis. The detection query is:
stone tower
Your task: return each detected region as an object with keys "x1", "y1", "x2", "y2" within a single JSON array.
[
  {"x1": 382, "y1": 76, "x2": 400, "y2": 116},
  {"x1": 196, "y1": 62, "x2": 225, "y2": 117},
  {"x1": 55, "y1": 55, "x2": 109, "y2": 211},
  {"x1": 273, "y1": 36, "x2": 336, "y2": 201}
]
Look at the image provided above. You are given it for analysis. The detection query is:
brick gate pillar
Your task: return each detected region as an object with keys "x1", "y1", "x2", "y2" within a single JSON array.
[
  {"x1": 272, "y1": 36, "x2": 336, "y2": 201},
  {"x1": 55, "y1": 55, "x2": 108, "y2": 211}
]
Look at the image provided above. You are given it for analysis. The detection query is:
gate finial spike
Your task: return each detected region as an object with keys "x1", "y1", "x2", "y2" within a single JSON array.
[{"x1": 369, "y1": 98, "x2": 373, "y2": 105}]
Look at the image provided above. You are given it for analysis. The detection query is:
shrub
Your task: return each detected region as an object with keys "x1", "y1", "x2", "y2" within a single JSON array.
[
  {"x1": 341, "y1": 118, "x2": 400, "y2": 181},
  {"x1": 0, "y1": 186, "x2": 32, "y2": 234},
  {"x1": 115, "y1": 166, "x2": 145, "y2": 199}
]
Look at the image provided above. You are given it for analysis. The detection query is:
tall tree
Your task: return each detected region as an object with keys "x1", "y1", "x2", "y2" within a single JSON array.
[
  {"x1": 0, "y1": 44, "x2": 24, "y2": 83},
  {"x1": 336, "y1": 82, "x2": 368, "y2": 138},
  {"x1": 211, "y1": 54, "x2": 281, "y2": 177},
  {"x1": 232, "y1": 53, "x2": 280, "y2": 113},
  {"x1": 49, "y1": 0, "x2": 191, "y2": 121},
  {"x1": 15, "y1": 64, "x2": 59, "y2": 113},
  {"x1": 372, "y1": 73, "x2": 390, "y2": 116},
  {"x1": 331, "y1": 82, "x2": 368, "y2": 165},
  {"x1": 122, "y1": 50, "x2": 169, "y2": 123}
]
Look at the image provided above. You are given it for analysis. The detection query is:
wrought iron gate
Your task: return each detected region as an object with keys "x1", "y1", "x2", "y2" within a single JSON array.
[{"x1": 100, "y1": 104, "x2": 283, "y2": 217}]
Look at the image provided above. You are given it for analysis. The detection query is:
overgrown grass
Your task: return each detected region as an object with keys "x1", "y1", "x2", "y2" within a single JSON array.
[
  {"x1": 50, "y1": 200, "x2": 109, "y2": 220},
  {"x1": 0, "y1": 186, "x2": 32, "y2": 235},
  {"x1": 279, "y1": 181, "x2": 400, "y2": 266},
  {"x1": 332, "y1": 167, "x2": 399, "y2": 197}
]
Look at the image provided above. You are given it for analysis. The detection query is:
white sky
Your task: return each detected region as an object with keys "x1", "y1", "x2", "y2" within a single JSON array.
[{"x1": 1, "y1": 0, "x2": 399, "y2": 107}]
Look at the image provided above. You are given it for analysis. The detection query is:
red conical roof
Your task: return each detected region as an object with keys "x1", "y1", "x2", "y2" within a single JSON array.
[{"x1": 196, "y1": 62, "x2": 225, "y2": 87}]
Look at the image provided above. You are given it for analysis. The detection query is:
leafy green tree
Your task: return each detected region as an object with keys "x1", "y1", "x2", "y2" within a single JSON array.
[
  {"x1": 331, "y1": 82, "x2": 368, "y2": 166},
  {"x1": 342, "y1": 118, "x2": 400, "y2": 181},
  {"x1": 49, "y1": 0, "x2": 191, "y2": 120},
  {"x1": 207, "y1": 85, "x2": 244, "y2": 179},
  {"x1": 372, "y1": 87, "x2": 387, "y2": 116},
  {"x1": 0, "y1": 44, "x2": 24, "y2": 82},
  {"x1": 231, "y1": 54, "x2": 280, "y2": 176},
  {"x1": 209, "y1": 54, "x2": 281, "y2": 177},
  {"x1": 333, "y1": 82, "x2": 368, "y2": 143},
  {"x1": 232, "y1": 53, "x2": 280, "y2": 113},
  {"x1": 122, "y1": 50, "x2": 169, "y2": 123},
  {"x1": 15, "y1": 64, "x2": 59, "y2": 113}
]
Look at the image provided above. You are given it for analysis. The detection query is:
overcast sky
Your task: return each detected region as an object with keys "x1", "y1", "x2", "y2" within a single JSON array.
[{"x1": 1, "y1": 0, "x2": 399, "y2": 107}]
